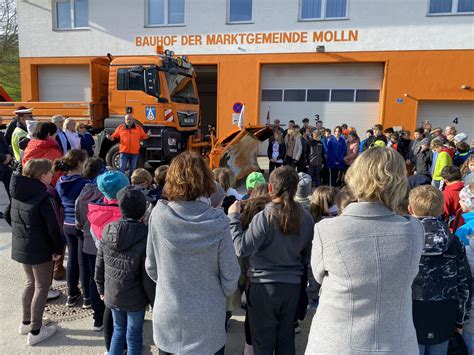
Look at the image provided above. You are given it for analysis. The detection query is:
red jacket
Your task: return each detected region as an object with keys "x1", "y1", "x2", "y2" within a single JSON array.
[
  {"x1": 111, "y1": 124, "x2": 148, "y2": 155},
  {"x1": 443, "y1": 181, "x2": 464, "y2": 221},
  {"x1": 23, "y1": 138, "x2": 64, "y2": 185}
]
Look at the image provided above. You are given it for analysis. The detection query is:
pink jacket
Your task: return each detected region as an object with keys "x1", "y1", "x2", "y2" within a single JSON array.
[
  {"x1": 87, "y1": 198, "x2": 122, "y2": 241},
  {"x1": 344, "y1": 140, "x2": 360, "y2": 166}
]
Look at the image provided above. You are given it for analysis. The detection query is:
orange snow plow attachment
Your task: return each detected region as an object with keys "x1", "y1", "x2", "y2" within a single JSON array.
[{"x1": 208, "y1": 125, "x2": 273, "y2": 180}]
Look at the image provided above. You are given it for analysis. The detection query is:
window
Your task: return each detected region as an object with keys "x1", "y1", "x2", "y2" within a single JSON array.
[
  {"x1": 284, "y1": 90, "x2": 306, "y2": 102},
  {"x1": 55, "y1": 0, "x2": 88, "y2": 29},
  {"x1": 116, "y1": 68, "x2": 145, "y2": 92},
  {"x1": 261, "y1": 90, "x2": 283, "y2": 101},
  {"x1": 428, "y1": 0, "x2": 474, "y2": 14},
  {"x1": 355, "y1": 90, "x2": 380, "y2": 102},
  {"x1": 228, "y1": 0, "x2": 253, "y2": 23},
  {"x1": 165, "y1": 72, "x2": 198, "y2": 104},
  {"x1": 117, "y1": 69, "x2": 127, "y2": 90},
  {"x1": 300, "y1": 0, "x2": 348, "y2": 20},
  {"x1": 307, "y1": 89, "x2": 330, "y2": 101},
  {"x1": 331, "y1": 89, "x2": 355, "y2": 102},
  {"x1": 147, "y1": 0, "x2": 185, "y2": 26}
]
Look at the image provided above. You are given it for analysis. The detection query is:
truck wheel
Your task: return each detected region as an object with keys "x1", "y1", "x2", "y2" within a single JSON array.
[{"x1": 105, "y1": 143, "x2": 121, "y2": 170}]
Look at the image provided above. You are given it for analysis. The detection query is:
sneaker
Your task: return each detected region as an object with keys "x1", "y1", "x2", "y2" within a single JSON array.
[
  {"x1": 294, "y1": 320, "x2": 301, "y2": 334},
  {"x1": 66, "y1": 294, "x2": 81, "y2": 307},
  {"x1": 27, "y1": 324, "x2": 57, "y2": 346},
  {"x1": 47, "y1": 289, "x2": 61, "y2": 302},
  {"x1": 19, "y1": 318, "x2": 52, "y2": 335},
  {"x1": 82, "y1": 298, "x2": 92, "y2": 309},
  {"x1": 93, "y1": 320, "x2": 104, "y2": 332}
]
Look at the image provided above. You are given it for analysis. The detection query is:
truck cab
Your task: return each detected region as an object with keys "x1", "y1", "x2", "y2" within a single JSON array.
[{"x1": 97, "y1": 51, "x2": 201, "y2": 168}]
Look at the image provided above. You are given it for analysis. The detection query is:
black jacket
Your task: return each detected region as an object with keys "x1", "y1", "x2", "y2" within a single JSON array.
[
  {"x1": 308, "y1": 139, "x2": 324, "y2": 167},
  {"x1": 415, "y1": 149, "x2": 432, "y2": 177},
  {"x1": 0, "y1": 131, "x2": 13, "y2": 171},
  {"x1": 362, "y1": 135, "x2": 387, "y2": 151},
  {"x1": 95, "y1": 218, "x2": 155, "y2": 311},
  {"x1": 412, "y1": 217, "x2": 472, "y2": 344},
  {"x1": 7, "y1": 174, "x2": 64, "y2": 264},
  {"x1": 267, "y1": 140, "x2": 286, "y2": 161},
  {"x1": 4, "y1": 118, "x2": 17, "y2": 146},
  {"x1": 398, "y1": 138, "x2": 412, "y2": 160}
]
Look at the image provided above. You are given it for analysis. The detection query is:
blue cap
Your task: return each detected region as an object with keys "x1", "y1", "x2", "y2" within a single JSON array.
[{"x1": 96, "y1": 171, "x2": 130, "y2": 200}]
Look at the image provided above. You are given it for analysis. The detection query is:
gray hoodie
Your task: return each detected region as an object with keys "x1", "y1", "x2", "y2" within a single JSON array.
[
  {"x1": 75, "y1": 183, "x2": 103, "y2": 255},
  {"x1": 146, "y1": 199, "x2": 240, "y2": 355}
]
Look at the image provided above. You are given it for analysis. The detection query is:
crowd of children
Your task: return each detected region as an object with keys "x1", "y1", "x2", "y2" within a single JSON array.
[{"x1": 3, "y1": 113, "x2": 474, "y2": 355}]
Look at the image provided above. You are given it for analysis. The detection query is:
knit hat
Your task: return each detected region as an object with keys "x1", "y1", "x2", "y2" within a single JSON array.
[
  {"x1": 460, "y1": 185, "x2": 474, "y2": 211},
  {"x1": 117, "y1": 186, "x2": 146, "y2": 220},
  {"x1": 295, "y1": 173, "x2": 312, "y2": 200},
  {"x1": 453, "y1": 133, "x2": 468, "y2": 144},
  {"x1": 210, "y1": 182, "x2": 226, "y2": 208},
  {"x1": 96, "y1": 171, "x2": 130, "y2": 200},
  {"x1": 246, "y1": 171, "x2": 266, "y2": 191},
  {"x1": 420, "y1": 138, "x2": 430, "y2": 146}
]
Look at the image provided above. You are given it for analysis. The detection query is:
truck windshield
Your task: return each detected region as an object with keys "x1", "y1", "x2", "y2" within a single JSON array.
[{"x1": 165, "y1": 72, "x2": 198, "y2": 104}]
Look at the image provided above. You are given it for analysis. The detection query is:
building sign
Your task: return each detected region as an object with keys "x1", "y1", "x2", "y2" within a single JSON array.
[{"x1": 135, "y1": 29, "x2": 359, "y2": 48}]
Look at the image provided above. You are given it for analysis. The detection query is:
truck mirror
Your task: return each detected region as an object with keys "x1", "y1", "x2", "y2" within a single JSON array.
[{"x1": 145, "y1": 68, "x2": 159, "y2": 97}]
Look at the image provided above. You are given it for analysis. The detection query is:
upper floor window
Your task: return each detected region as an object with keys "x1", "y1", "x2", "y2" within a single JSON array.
[
  {"x1": 428, "y1": 0, "x2": 474, "y2": 14},
  {"x1": 55, "y1": 0, "x2": 88, "y2": 29},
  {"x1": 228, "y1": 0, "x2": 253, "y2": 23},
  {"x1": 147, "y1": 0, "x2": 185, "y2": 26},
  {"x1": 300, "y1": 0, "x2": 348, "y2": 20}
]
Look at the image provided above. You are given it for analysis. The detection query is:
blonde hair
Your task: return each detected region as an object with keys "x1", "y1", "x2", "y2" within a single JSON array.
[
  {"x1": 409, "y1": 185, "x2": 444, "y2": 217},
  {"x1": 131, "y1": 168, "x2": 153, "y2": 187},
  {"x1": 213, "y1": 167, "x2": 236, "y2": 192},
  {"x1": 310, "y1": 186, "x2": 339, "y2": 222},
  {"x1": 163, "y1": 151, "x2": 215, "y2": 201},
  {"x1": 252, "y1": 183, "x2": 269, "y2": 198},
  {"x1": 63, "y1": 118, "x2": 76, "y2": 132},
  {"x1": 345, "y1": 147, "x2": 408, "y2": 212},
  {"x1": 23, "y1": 159, "x2": 53, "y2": 180}
]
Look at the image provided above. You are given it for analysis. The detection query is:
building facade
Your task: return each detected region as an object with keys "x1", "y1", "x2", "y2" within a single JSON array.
[{"x1": 16, "y1": 0, "x2": 474, "y2": 138}]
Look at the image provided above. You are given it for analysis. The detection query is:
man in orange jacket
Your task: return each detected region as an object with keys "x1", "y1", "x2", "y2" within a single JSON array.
[{"x1": 107, "y1": 114, "x2": 149, "y2": 177}]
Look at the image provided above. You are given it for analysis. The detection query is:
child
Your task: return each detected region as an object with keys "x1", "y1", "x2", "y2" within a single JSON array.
[
  {"x1": 131, "y1": 168, "x2": 153, "y2": 190},
  {"x1": 310, "y1": 185, "x2": 339, "y2": 223},
  {"x1": 267, "y1": 130, "x2": 286, "y2": 174},
  {"x1": 308, "y1": 130, "x2": 324, "y2": 187},
  {"x1": 414, "y1": 138, "x2": 432, "y2": 178},
  {"x1": 295, "y1": 172, "x2": 312, "y2": 211},
  {"x1": 454, "y1": 141, "x2": 471, "y2": 167},
  {"x1": 148, "y1": 165, "x2": 168, "y2": 202},
  {"x1": 8, "y1": 159, "x2": 63, "y2": 345},
  {"x1": 95, "y1": 186, "x2": 155, "y2": 355},
  {"x1": 242, "y1": 171, "x2": 265, "y2": 200},
  {"x1": 430, "y1": 139, "x2": 453, "y2": 189},
  {"x1": 409, "y1": 185, "x2": 471, "y2": 355},
  {"x1": 441, "y1": 165, "x2": 464, "y2": 225},
  {"x1": 75, "y1": 158, "x2": 107, "y2": 331},
  {"x1": 336, "y1": 186, "x2": 356, "y2": 213},
  {"x1": 55, "y1": 149, "x2": 90, "y2": 308},
  {"x1": 461, "y1": 155, "x2": 474, "y2": 186},
  {"x1": 213, "y1": 167, "x2": 239, "y2": 214}
]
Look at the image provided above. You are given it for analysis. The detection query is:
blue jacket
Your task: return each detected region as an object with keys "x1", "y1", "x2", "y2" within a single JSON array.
[
  {"x1": 456, "y1": 212, "x2": 474, "y2": 246},
  {"x1": 326, "y1": 136, "x2": 347, "y2": 169},
  {"x1": 56, "y1": 174, "x2": 90, "y2": 224},
  {"x1": 79, "y1": 132, "x2": 95, "y2": 157}
]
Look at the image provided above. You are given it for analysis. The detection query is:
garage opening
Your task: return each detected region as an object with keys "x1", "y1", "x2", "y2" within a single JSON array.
[
  {"x1": 194, "y1": 65, "x2": 218, "y2": 136},
  {"x1": 38, "y1": 65, "x2": 91, "y2": 102}
]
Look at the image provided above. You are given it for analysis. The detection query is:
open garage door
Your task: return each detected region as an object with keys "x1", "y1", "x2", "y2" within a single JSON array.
[
  {"x1": 38, "y1": 65, "x2": 91, "y2": 102},
  {"x1": 417, "y1": 101, "x2": 474, "y2": 143}
]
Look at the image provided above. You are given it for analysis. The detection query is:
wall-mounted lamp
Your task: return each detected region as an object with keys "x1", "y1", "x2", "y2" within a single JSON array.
[
  {"x1": 461, "y1": 85, "x2": 471, "y2": 90},
  {"x1": 316, "y1": 45, "x2": 325, "y2": 53}
]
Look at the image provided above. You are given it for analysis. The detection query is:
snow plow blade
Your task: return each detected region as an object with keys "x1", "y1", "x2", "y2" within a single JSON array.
[{"x1": 209, "y1": 125, "x2": 273, "y2": 180}]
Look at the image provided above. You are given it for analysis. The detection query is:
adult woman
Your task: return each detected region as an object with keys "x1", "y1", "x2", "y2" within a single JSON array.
[
  {"x1": 267, "y1": 130, "x2": 286, "y2": 174},
  {"x1": 343, "y1": 131, "x2": 360, "y2": 167},
  {"x1": 229, "y1": 166, "x2": 314, "y2": 355},
  {"x1": 63, "y1": 118, "x2": 81, "y2": 150},
  {"x1": 306, "y1": 147, "x2": 424, "y2": 354},
  {"x1": 146, "y1": 151, "x2": 240, "y2": 355},
  {"x1": 55, "y1": 149, "x2": 90, "y2": 308}
]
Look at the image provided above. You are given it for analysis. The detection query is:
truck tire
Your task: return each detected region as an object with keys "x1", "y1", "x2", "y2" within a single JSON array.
[{"x1": 105, "y1": 143, "x2": 120, "y2": 170}]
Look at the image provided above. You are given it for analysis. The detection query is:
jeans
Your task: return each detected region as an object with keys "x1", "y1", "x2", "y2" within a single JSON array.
[
  {"x1": 85, "y1": 253, "x2": 104, "y2": 322},
  {"x1": 308, "y1": 165, "x2": 322, "y2": 187},
  {"x1": 63, "y1": 225, "x2": 89, "y2": 299},
  {"x1": 119, "y1": 153, "x2": 138, "y2": 177},
  {"x1": 418, "y1": 340, "x2": 449, "y2": 355},
  {"x1": 248, "y1": 282, "x2": 300, "y2": 355},
  {"x1": 22, "y1": 261, "x2": 54, "y2": 331},
  {"x1": 463, "y1": 331, "x2": 474, "y2": 354},
  {"x1": 110, "y1": 308, "x2": 146, "y2": 355},
  {"x1": 269, "y1": 161, "x2": 283, "y2": 174}
]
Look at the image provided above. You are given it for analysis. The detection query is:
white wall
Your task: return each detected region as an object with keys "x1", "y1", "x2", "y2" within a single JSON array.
[{"x1": 17, "y1": 0, "x2": 474, "y2": 58}]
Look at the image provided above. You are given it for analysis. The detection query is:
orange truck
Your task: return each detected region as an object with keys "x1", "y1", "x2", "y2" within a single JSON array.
[{"x1": 0, "y1": 50, "x2": 271, "y2": 178}]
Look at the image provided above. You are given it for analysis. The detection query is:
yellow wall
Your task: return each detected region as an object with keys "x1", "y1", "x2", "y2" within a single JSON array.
[{"x1": 19, "y1": 50, "x2": 474, "y2": 137}]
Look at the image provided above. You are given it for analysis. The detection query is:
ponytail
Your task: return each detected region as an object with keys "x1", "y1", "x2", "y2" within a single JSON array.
[
  {"x1": 54, "y1": 149, "x2": 87, "y2": 172},
  {"x1": 269, "y1": 166, "x2": 300, "y2": 235}
]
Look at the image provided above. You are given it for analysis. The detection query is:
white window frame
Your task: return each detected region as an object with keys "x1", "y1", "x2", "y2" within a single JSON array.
[
  {"x1": 427, "y1": 0, "x2": 474, "y2": 16},
  {"x1": 53, "y1": 0, "x2": 89, "y2": 31},
  {"x1": 298, "y1": 0, "x2": 350, "y2": 21},
  {"x1": 145, "y1": 0, "x2": 186, "y2": 27},
  {"x1": 227, "y1": 0, "x2": 254, "y2": 24}
]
